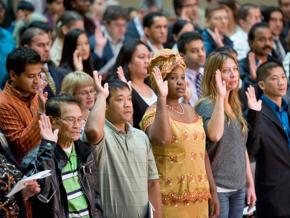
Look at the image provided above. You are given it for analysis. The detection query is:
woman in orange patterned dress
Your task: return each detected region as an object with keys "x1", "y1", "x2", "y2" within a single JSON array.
[{"x1": 140, "y1": 49, "x2": 219, "y2": 218}]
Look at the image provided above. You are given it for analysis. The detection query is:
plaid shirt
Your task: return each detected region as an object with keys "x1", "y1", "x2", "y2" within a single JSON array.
[{"x1": 0, "y1": 82, "x2": 41, "y2": 163}]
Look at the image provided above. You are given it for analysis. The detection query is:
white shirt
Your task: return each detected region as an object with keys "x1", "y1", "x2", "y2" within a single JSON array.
[
  {"x1": 133, "y1": 16, "x2": 144, "y2": 39},
  {"x1": 230, "y1": 27, "x2": 250, "y2": 60}
]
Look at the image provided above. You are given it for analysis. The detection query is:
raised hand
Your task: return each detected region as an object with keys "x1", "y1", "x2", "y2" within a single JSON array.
[
  {"x1": 116, "y1": 66, "x2": 132, "y2": 91},
  {"x1": 93, "y1": 71, "x2": 109, "y2": 98},
  {"x1": 39, "y1": 72, "x2": 48, "y2": 93},
  {"x1": 211, "y1": 28, "x2": 224, "y2": 47},
  {"x1": 39, "y1": 114, "x2": 59, "y2": 143},
  {"x1": 152, "y1": 66, "x2": 168, "y2": 97},
  {"x1": 38, "y1": 91, "x2": 48, "y2": 113},
  {"x1": 248, "y1": 52, "x2": 258, "y2": 80},
  {"x1": 183, "y1": 81, "x2": 192, "y2": 103},
  {"x1": 245, "y1": 85, "x2": 262, "y2": 111},
  {"x1": 215, "y1": 69, "x2": 227, "y2": 98},
  {"x1": 73, "y1": 49, "x2": 83, "y2": 71}
]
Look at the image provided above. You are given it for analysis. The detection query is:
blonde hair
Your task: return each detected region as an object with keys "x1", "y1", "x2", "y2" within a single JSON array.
[
  {"x1": 200, "y1": 52, "x2": 248, "y2": 132},
  {"x1": 61, "y1": 71, "x2": 94, "y2": 95},
  {"x1": 147, "y1": 49, "x2": 186, "y2": 91}
]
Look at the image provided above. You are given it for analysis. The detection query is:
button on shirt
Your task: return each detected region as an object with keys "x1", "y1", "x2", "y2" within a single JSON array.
[
  {"x1": 261, "y1": 95, "x2": 290, "y2": 148},
  {"x1": 94, "y1": 120, "x2": 159, "y2": 218}
]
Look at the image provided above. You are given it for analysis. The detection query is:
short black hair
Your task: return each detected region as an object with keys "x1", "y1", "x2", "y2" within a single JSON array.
[
  {"x1": 248, "y1": 22, "x2": 269, "y2": 42},
  {"x1": 256, "y1": 61, "x2": 285, "y2": 82},
  {"x1": 106, "y1": 80, "x2": 130, "y2": 102},
  {"x1": 17, "y1": 1, "x2": 34, "y2": 11},
  {"x1": 177, "y1": 31, "x2": 203, "y2": 54},
  {"x1": 46, "y1": 94, "x2": 81, "y2": 118},
  {"x1": 143, "y1": 12, "x2": 165, "y2": 28},
  {"x1": 103, "y1": 5, "x2": 128, "y2": 23},
  {"x1": 6, "y1": 47, "x2": 41, "y2": 76},
  {"x1": 173, "y1": 0, "x2": 184, "y2": 16},
  {"x1": 172, "y1": 19, "x2": 189, "y2": 37},
  {"x1": 262, "y1": 6, "x2": 284, "y2": 23}
]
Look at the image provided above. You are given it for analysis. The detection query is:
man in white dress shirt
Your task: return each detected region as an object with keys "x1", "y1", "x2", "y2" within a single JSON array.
[
  {"x1": 178, "y1": 31, "x2": 206, "y2": 106},
  {"x1": 230, "y1": 4, "x2": 262, "y2": 60}
]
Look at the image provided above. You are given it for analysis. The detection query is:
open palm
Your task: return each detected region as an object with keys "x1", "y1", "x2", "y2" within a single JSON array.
[
  {"x1": 152, "y1": 67, "x2": 168, "y2": 97},
  {"x1": 39, "y1": 114, "x2": 59, "y2": 143},
  {"x1": 245, "y1": 85, "x2": 262, "y2": 111},
  {"x1": 215, "y1": 70, "x2": 227, "y2": 98},
  {"x1": 93, "y1": 71, "x2": 109, "y2": 98}
]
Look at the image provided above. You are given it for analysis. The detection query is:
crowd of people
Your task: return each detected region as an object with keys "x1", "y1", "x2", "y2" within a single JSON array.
[{"x1": 0, "y1": 0, "x2": 290, "y2": 217}]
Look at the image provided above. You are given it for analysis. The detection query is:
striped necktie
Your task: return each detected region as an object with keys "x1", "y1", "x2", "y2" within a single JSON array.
[
  {"x1": 196, "y1": 72, "x2": 203, "y2": 98},
  {"x1": 42, "y1": 66, "x2": 56, "y2": 95}
]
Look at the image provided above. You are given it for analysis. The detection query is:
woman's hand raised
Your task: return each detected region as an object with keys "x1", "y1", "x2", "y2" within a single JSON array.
[{"x1": 152, "y1": 67, "x2": 168, "y2": 98}]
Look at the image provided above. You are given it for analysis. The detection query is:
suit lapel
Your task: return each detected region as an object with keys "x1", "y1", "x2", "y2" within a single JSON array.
[{"x1": 262, "y1": 102, "x2": 285, "y2": 132}]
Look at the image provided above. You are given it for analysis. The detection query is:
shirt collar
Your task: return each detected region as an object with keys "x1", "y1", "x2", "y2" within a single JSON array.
[
  {"x1": 261, "y1": 94, "x2": 288, "y2": 112},
  {"x1": 4, "y1": 81, "x2": 37, "y2": 103},
  {"x1": 105, "y1": 119, "x2": 133, "y2": 136},
  {"x1": 103, "y1": 28, "x2": 124, "y2": 45}
]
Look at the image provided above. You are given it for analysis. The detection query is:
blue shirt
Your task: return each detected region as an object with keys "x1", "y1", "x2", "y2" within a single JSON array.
[
  {"x1": 261, "y1": 95, "x2": 290, "y2": 148},
  {"x1": 0, "y1": 27, "x2": 15, "y2": 88}
]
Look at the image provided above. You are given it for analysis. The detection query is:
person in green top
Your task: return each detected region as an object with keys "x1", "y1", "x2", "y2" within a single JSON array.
[{"x1": 29, "y1": 94, "x2": 102, "y2": 218}]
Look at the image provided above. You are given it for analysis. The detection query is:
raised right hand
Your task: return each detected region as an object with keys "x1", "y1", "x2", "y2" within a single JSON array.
[
  {"x1": 215, "y1": 69, "x2": 227, "y2": 98},
  {"x1": 93, "y1": 71, "x2": 109, "y2": 98},
  {"x1": 152, "y1": 66, "x2": 168, "y2": 97},
  {"x1": 248, "y1": 52, "x2": 258, "y2": 80},
  {"x1": 245, "y1": 85, "x2": 262, "y2": 111},
  {"x1": 116, "y1": 66, "x2": 132, "y2": 91},
  {"x1": 39, "y1": 114, "x2": 59, "y2": 143},
  {"x1": 73, "y1": 49, "x2": 83, "y2": 71}
]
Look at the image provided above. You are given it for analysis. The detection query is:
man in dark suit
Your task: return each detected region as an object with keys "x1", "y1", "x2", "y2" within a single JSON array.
[
  {"x1": 246, "y1": 61, "x2": 290, "y2": 218},
  {"x1": 20, "y1": 27, "x2": 64, "y2": 98},
  {"x1": 263, "y1": 6, "x2": 287, "y2": 63},
  {"x1": 90, "y1": 5, "x2": 128, "y2": 72},
  {"x1": 125, "y1": 0, "x2": 160, "y2": 42}
]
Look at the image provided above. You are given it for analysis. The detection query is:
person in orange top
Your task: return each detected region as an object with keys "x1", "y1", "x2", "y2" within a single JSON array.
[{"x1": 0, "y1": 47, "x2": 46, "y2": 163}]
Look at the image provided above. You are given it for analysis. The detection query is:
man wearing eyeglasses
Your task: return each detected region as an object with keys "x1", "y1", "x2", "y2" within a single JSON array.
[{"x1": 28, "y1": 94, "x2": 102, "y2": 218}]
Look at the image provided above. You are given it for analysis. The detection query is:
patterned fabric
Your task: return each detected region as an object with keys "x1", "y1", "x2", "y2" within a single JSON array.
[
  {"x1": 140, "y1": 106, "x2": 211, "y2": 218},
  {"x1": 195, "y1": 73, "x2": 203, "y2": 98},
  {"x1": 62, "y1": 144, "x2": 90, "y2": 218},
  {"x1": 0, "y1": 153, "x2": 22, "y2": 218},
  {"x1": 0, "y1": 82, "x2": 41, "y2": 163},
  {"x1": 147, "y1": 49, "x2": 186, "y2": 91}
]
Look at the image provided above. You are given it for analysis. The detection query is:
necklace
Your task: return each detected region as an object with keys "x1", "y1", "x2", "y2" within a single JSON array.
[{"x1": 167, "y1": 104, "x2": 185, "y2": 115}]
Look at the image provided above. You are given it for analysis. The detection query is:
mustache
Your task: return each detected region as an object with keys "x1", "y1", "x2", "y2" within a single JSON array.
[{"x1": 262, "y1": 46, "x2": 272, "y2": 50}]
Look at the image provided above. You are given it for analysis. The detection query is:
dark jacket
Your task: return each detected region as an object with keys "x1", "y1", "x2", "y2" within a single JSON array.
[
  {"x1": 246, "y1": 103, "x2": 290, "y2": 217},
  {"x1": 89, "y1": 36, "x2": 114, "y2": 71},
  {"x1": 29, "y1": 139, "x2": 102, "y2": 218},
  {"x1": 201, "y1": 29, "x2": 233, "y2": 56},
  {"x1": 238, "y1": 54, "x2": 278, "y2": 111},
  {"x1": 45, "y1": 61, "x2": 65, "y2": 99}
]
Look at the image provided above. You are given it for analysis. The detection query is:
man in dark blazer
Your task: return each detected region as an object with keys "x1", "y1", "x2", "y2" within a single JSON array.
[
  {"x1": 246, "y1": 61, "x2": 290, "y2": 218},
  {"x1": 263, "y1": 6, "x2": 287, "y2": 63},
  {"x1": 20, "y1": 27, "x2": 64, "y2": 98}
]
